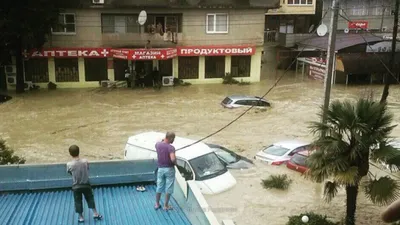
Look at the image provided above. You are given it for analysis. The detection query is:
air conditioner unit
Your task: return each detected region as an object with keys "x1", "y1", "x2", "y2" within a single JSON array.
[
  {"x1": 92, "y1": 0, "x2": 104, "y2": 4},
  {"x1": 162, "y1": 76, "x2": 174, "y2": 86},
  {"x1": 4, "y1": 65, "x2": 16, "y2": 74},
  {"x1": 24, "y1": 81, "x2": 33, "y2": 91},
  {"x1": 7, "y1": 75, "x2": 16, "y2": 85}
]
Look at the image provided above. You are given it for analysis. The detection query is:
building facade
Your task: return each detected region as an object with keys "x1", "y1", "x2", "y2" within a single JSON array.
[{"x1": 4, "y1": 0, "x2": 279, "y2": 90}]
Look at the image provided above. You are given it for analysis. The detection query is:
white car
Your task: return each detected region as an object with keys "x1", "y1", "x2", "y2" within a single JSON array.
[{"x1": 255, "y1": 140, "x2": 310, "y2": 165}]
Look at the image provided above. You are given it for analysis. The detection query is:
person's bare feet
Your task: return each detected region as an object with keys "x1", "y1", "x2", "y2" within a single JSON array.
[{"x1": 163, "y1": 205, "x2": 173, "y2": 211}]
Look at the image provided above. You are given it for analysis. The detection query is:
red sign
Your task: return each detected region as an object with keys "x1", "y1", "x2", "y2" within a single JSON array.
[
  {"x1": 177, "y1": 45, "x2": 256, "y2": 56},
  {"x1": 309, "y1": 65, "x2": 325, "y2": 81},
  {"x1": 24, "y1": 48, "x2": 112, "y2": 58},
  {"x1": 130, "y1": 48, "x2": 177, "y2": 60},
  {"x1": 305, "y1": 57, "x2": 326, "y2": 65},
  {"x1": 348, "y1": 21, "x2": 368, "y2": 29}
]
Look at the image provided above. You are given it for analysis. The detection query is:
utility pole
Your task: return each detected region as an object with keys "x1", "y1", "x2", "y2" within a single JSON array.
[
  {"x1": 380, "y1": 0, "x2": 399, "y2": 103},
  {"x1": 322, "y1": 0, "x2": 340, "y2": 125}
]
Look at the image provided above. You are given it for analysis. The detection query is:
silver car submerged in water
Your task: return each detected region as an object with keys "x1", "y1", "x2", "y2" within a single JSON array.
[{"x1": 221, "y1": 95, "x2": 271, "y2": 109}]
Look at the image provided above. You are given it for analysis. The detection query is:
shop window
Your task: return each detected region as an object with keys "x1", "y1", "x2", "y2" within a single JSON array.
[
  {"x1": 54, "y1": 58, "x2": 79, "y2": 82},
  {"x1": 205, "y1": 56, "x2": 225, "y2": 79},
  {"x1": 206, "y1": 13, "x2": 228, "y2": 34},
  {"x1": 178, "y1": 57, "x2": 199, "y2": 79},
  {"x1": 24, "y1": 59, "x2": 49, "y2": 83},
  {"x1": 84, "y1": 58, "x2": 108, "y2": 81},
  {"x1": 231, "y1": 56, "x2": 251, "y2": 77},
  {"x1": 52, "y1": 13, "x2": 76, "y2": 34},
  {"x1": 159, "y1": 59, "x2": 173, "y2": 77},
  {"x1": 101, "y1": 14, "x2": 140, "y2": 33}
]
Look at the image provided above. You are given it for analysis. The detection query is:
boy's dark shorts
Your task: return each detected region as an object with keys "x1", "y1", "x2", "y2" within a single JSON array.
[{"x1": 72, "y1": 184, "x2": 96, "y2": 214}]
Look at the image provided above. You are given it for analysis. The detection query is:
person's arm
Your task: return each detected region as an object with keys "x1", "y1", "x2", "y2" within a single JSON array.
[
  {"x1": 169, "y1": 147, "x2": 176, "y2": 165},
  {"x1": 66, "y1": 163, "x2": 72, "y2": 175},
  {"x1": 381, "y1": 199, "x2": 400, "y2": 223}
]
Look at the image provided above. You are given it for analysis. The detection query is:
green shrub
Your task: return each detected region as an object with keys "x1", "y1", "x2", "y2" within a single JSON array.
[
  {"x1": 286, "y1": 212, "x2": 339, "y2": 225},
  {"x1": 173, "y1": 78, "x2": 191, "y2": 86},
  {"x1": 222, "y1": 73, "x2": 239, "y2": 84},
  {"x1": 261, "y1": 174, "x2": 292, "y2": 190},
  {"x1": 0, "y1": 139, "x2": 25, "y2": 165}
]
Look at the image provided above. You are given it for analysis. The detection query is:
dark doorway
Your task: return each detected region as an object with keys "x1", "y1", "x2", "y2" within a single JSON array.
[
  {"x1": 135, "y1": 61, "x2": 153, "y2": 75},
  {"x1": 113, "y1": 59, "x2": 128, "y2": 81},
  {"x1": 155, "y1": 16, "x2": 166, "y2": 32},
  {"x1": 0, "y1": 66, "x2": 7, "y2": 91},
  {"x1": 84, "y1": 58, "x2": 108, "y2": 81},
  {"x1": 159, "y1": 59, "x2": 173, "y2": 77}
]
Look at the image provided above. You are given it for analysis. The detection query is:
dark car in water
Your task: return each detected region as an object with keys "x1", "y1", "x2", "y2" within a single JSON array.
[{"x1": 206, "y1": 143, "x2": 254, "y2": 169}]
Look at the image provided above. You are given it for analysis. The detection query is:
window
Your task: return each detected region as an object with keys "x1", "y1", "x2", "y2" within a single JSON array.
[
  {"x1": 52, "y1": 13, "x2": 76, "y2": 34},
  {"x1": 159, "y1": 59, "x2": 173, "y2": 77},
  {"x1": 258, "y1": 100, "x2": 271, "y2": 107},
  {"x1": 231, "y1": 56, "x2": 251, "y2": 77},
  {"x1": 24, "y1": 59, "x2": 49, "y2": 83},
  {"x1": 84, "y1": 58, "x2": 108, "y2": 81},
  {"x1": 176, "y1": 159, "x2": 194, "y2": 181},
  {"x1": 178, "y1": 57, "x2": 199, "y2": 79},
  {"x1": 205, "y1": 56, "x2": 225, "y2": 78},
  {"x1": 144, "y1": 14, "x2": 182, "y2": 33},
  {"x1": 287, "y1": 0, "x2": 313, "y2": 5},
  {"x1": 101, "y1": 14, "x2": 140, "y2": 33},
  {"x1": 350, "y1": 6, "x2": 368, "y2": 16},
  {"x1": 189, "y1": 153, "x2": 227, "y2": 181},
  {"x1": 235, "y1": 100, "x2": 251, "y2": 106},
  {"x1": 206, "y1": 13, "x2": 228, "y2": 34},
  {"x1": 54, "y1": 58, "x2": 79, "y2": 82}
]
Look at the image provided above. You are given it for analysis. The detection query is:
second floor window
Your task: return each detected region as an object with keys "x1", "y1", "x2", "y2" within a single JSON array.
[
  {"x1": 52, "y1": 13, "x2": 76, "y2": 34},
  {"x1": 287, "y1": 0, "x2": 313, "y2": 5},
  {"x1": 206, "y1": 13, "x2": 229, "y2": 34},
  {"x1": 101, "y1": 14, "x2": 140, "y2": 33}
]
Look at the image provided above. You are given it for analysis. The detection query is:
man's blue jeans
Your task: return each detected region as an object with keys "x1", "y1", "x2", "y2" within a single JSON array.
[{"x1": 156, "y1": 167, "x2": 175, "y2": 194}]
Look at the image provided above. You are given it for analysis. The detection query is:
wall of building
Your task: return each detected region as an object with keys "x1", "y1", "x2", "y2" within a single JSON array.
[
  {"x1": 322, "y1": 0, "x2": 395, "y2": 31},
  {"x1": 266, "y1": 0, "x2": 316, "y2": 15},
  {"x1": 49, "y1": 8, "x2": 265, "y2": 48}
]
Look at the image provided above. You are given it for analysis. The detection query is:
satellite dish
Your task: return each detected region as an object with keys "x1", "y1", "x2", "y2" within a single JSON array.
[
  {"x1": 138, "y1": 10, "x2": 147, "y2": 25},
  {"x1": 317, "y1": 24, "x2": 328, "y2": 37},
  {"x1": 308, "y1": 24, "x2": 315, "y2": 33},
  {"x1": 344, "y1": 28, "x2": 349, "y2": 34}
]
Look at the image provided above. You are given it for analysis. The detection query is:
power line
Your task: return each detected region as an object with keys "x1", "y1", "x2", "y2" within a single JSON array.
[{"x1": 174, "y1": 9, "x2": 331, "y2": 151}]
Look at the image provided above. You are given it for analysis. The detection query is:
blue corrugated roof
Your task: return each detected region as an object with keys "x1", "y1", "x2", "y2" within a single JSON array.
[{"x1": 0, "y1": 185, "x2": 191, "y2": 225}]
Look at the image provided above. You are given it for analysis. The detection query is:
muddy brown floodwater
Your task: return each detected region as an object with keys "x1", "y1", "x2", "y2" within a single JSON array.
[{"x1": 1, "y1": 72, "x2": 400, "y2": 225}]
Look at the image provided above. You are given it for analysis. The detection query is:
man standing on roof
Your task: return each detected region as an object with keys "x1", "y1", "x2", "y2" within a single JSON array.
[
  {"x1": 67, "y1": 145, "x2": 103, "y2": 223},
  {"x1": 154, "y1": 132, "x2": 176, "y2": 211}
]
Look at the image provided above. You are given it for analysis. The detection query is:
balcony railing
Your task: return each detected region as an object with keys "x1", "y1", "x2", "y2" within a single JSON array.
[
  {"x1": 264, "y1": 30, "x2": 278, "y2": 42},
  {"x1": 101, "y1": 32, "x2": 181, "y2": 47},
  {"x1": 278, "y1": 33, "x2": 314, "y2": 48}
]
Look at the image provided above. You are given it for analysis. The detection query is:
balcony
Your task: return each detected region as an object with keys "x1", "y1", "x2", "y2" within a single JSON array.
[
  {"x1": 101, "y1": 32, "x2": 182, "y2": 48},
  {"x1": 278, "y1": 33, "x2": 314, "y2": 48}
]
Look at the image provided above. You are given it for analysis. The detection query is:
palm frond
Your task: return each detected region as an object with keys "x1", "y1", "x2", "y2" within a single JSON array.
[
  {"x1": 363, "y1": 176, "x2": 400, "y2": 206},
  {"x1": 370, "y1": 144, "x2": 400, "y2": 164},
  {"x1": 333, "y1": 166, "x2": 359, "y2": 186},
  {"x1": 323, "y1": 181, "x2": 339, "y2": 203}
]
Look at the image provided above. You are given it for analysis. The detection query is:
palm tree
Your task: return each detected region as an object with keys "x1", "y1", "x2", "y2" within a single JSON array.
[{"x1": 306, "y1": 98, "x2": 400, "y2": 225}]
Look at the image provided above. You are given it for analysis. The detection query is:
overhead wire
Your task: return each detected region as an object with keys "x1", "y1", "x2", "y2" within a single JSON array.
[{"x1": 175, "y1": 9, "x2": 331, "y2": 151}]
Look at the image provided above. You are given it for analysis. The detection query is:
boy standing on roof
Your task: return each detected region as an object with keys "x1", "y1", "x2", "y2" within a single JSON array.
[
  {"x1": 155, "y1": 132, "x2": 176, "y2": 211},
  {"x1": 67, "y1": 145, "x2": 103, "y2": 223}
]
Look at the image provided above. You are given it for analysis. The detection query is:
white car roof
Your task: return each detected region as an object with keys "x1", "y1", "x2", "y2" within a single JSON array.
[
  {"x1": 127, "y1": 131, "x2": 213, "y2": 160},
  {"x1": 273, "y1": 140, "x2": 310, "y2": 150}
]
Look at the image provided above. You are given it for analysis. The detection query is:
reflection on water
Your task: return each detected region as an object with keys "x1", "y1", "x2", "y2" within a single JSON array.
[{"x1": 1, "y1": 71, "x2": 400, "y2": 225}]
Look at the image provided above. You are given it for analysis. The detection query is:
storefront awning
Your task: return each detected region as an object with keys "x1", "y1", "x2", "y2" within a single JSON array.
[{"x1": 337, "y1": 53, "x2": 400, "y2": 74}]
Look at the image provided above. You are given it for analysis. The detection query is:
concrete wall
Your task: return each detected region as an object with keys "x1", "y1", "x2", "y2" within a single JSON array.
[
  {"x1": 49, "y1": 8, "x2": 265, "y2": 48},
  {"x1": 322, "y1": 0, "x2": 395, "y2": 31},
  {"x1": 266, "y1": 0, "x2": 316, "y2": 15}
]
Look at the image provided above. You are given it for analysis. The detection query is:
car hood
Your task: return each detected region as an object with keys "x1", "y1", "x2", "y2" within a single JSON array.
[
  {"x1": 199, "y1": 171, "x2": 237, "y2": 195},
  {"x1": 227, "y1": 160, "x2": 254, "y2": 169}
]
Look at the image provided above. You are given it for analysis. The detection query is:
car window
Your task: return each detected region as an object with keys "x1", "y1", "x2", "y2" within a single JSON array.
[
  {"x1": 213, "y1": 148, "x2": 238, "y2": 164},
  {"x1": 258, "y1": 100, "x2": 270, "y2": 107},
  {"x1": 235, "y1": 100, "x2": 248, "y2": 105},
  {"x1": 288, "y1": 146, "x2": 308, "y2": 156},
  {"x1": 222, "y1": 97, "x2": 232, "y2": 104},
  {"x1": 263, "y1": 145, "x2": 290, "y2": 156},
  {"x1": 290, "y1": 153, "x2": 308, "y2": 166},
  {"x1": 176, "y1": 159, "x2": 194, "y2": 181}
]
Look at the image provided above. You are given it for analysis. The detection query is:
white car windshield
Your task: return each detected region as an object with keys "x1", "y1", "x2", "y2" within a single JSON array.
[
  {"x1": 263, "y1": 145, "x2": 290, "y2": 156},
  {"x1": 213, "y1": 148, "x2": 238, "y2": 164},
  {"x1": 189, "y1": 152, "x2": 226, "y2": 180}
]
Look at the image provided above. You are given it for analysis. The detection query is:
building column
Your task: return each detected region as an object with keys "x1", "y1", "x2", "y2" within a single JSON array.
[
  {"x1": 152, "y1": 60, "x2": 158, "y2": 70},
  {"x1": 250, "y1": 47, "x2": 262, "y2": 82},
  {"x1": 172, "y1": 57, "x2": 178, "y2": 78},
  {"x1": 107, "y1": 58, "x2": 114, "y2": 81},
  {"x1": 199, "y1": 56, "x2": 205, "y2": 80},
  {"x1": 225, "y1": 56, "x2": 231, "y2": 76},
  {"x1": 78, "y1": 57, "x2": 85, "y2": 83},
  {"x1": 48, "y1": 58, "x2": 56, "y2": 83}
]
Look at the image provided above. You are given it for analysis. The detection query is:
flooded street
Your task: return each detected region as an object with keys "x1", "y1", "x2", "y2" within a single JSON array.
[{"x1": 1, "y1": 72, "x2": 400, "y2": 224}]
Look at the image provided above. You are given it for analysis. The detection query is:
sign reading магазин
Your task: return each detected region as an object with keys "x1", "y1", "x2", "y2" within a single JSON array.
[{"x1": 177, "y1": 46, "x2": 256, "y2": 56}]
